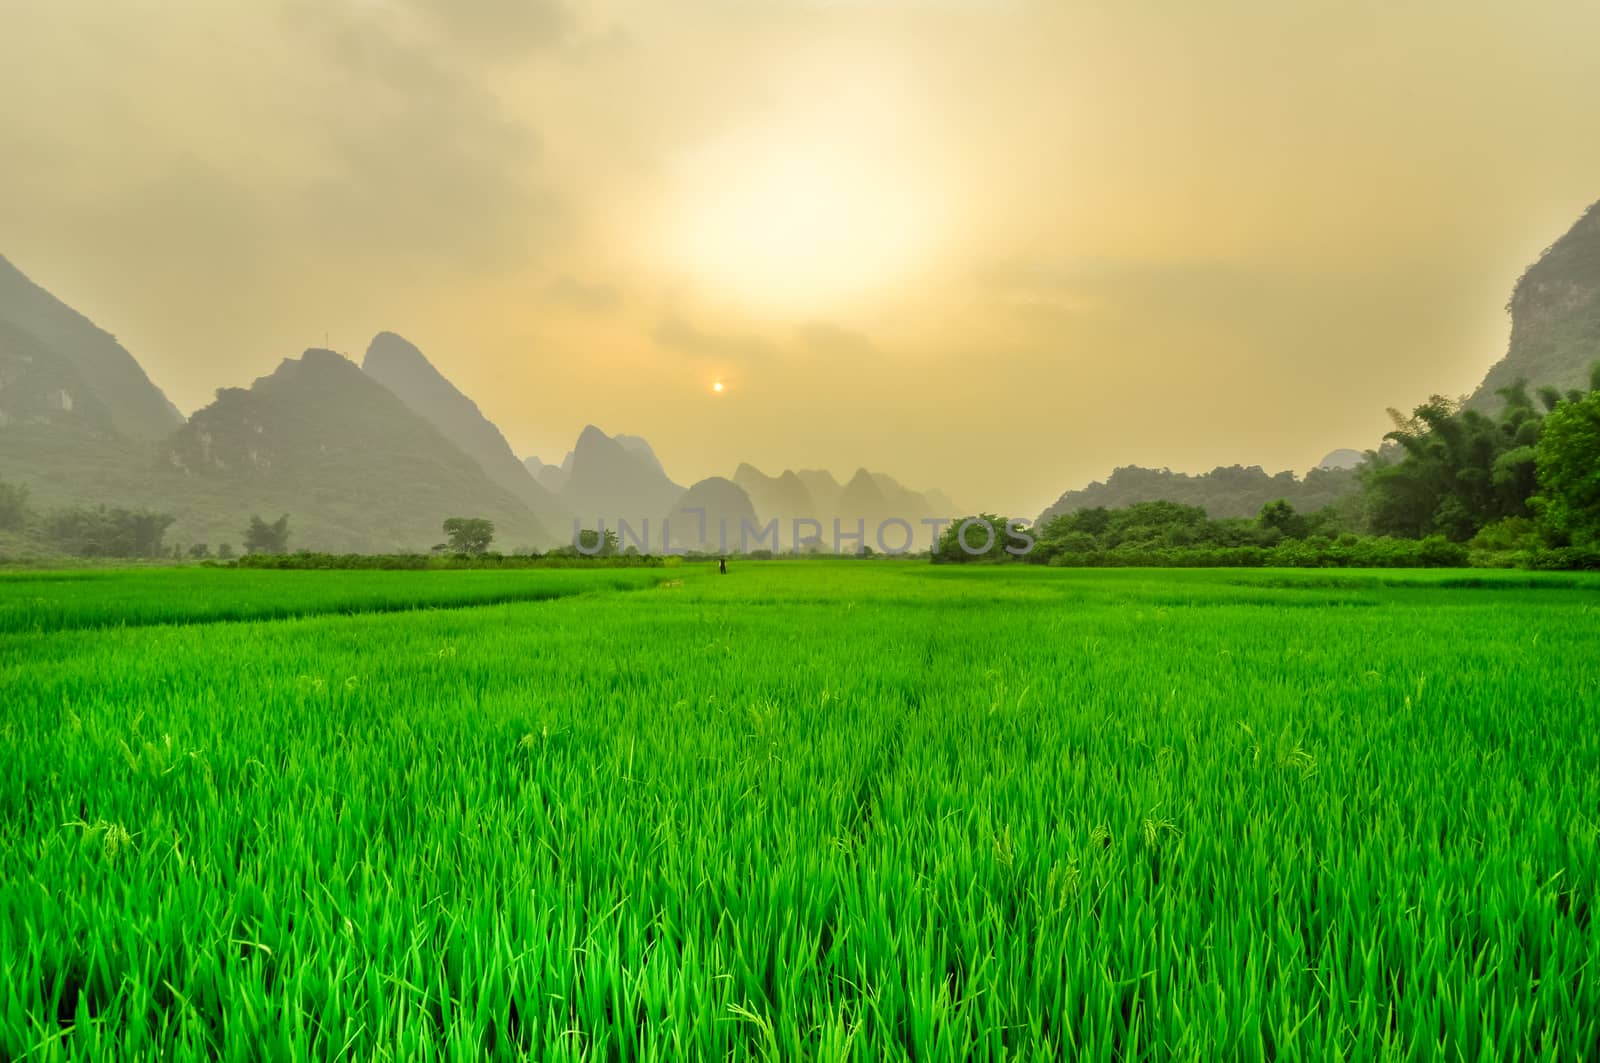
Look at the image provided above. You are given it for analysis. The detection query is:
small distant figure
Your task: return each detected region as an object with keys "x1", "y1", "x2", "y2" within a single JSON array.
[{"x1": 719, "y1": 556, "x2": 727, "y2": 575}]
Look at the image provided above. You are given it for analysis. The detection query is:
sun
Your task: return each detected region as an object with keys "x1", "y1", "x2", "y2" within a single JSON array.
[{"x1": 712, "y1": 381, "x2": 725, "y2": 394}]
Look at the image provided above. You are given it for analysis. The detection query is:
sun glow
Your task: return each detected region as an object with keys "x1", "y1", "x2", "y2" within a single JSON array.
[
  {"x1": 658, "y1": 85, "x2": 950, "y2": 312},
  {"x1": 712, "y1": 380, "x2": 724, "y2": 393}
]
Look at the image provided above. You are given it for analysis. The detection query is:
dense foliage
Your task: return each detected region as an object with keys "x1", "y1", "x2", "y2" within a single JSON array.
[
  {"x1": 1532, "y1": 384, "x2": 1600, "y2": 548},
  {"x1": 1363, "y1": 384, "x2": 1541, "y2": 540},
  {"x1": 3, "y1": 563, "x2": 1598, "y2": 1058},
  {"x1": 931, "y1": 514, "x2": 1031, "y2": 562},
  {"x1": 243, "y1": 513, "x2": 291, "y2": 555},
  {"x1": 955, "y1": 501, "x2": 1466, "y2": 568},
  {"x1": 40, "y1": 505, "x2": 176, "y2": 558},
  {"x1": 442, "y1": 516, "x2": 496, "y2": 555},
  {"x1": 1, "y1": 479, "x2": 186, "y2": 561},
  {"x1": 1363, "y1": 367, "x2": 1600, "y2": 546}
]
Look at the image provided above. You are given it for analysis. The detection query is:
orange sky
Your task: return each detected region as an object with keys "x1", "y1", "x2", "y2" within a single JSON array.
[{"x1": 3, "y1": 0, "x2": 1598, "y2": 514}]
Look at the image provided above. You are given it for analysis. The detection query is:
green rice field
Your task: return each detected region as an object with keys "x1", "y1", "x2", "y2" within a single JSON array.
[{"x1": 3, "y1": 562, "x2": 1599, "y2": 1060}]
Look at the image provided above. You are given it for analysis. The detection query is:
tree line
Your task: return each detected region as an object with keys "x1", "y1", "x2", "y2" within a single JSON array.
[
  {"x1": 0, "y1": 487, "x2": 297, "y2": 561},
  {"x1": 939, "y1": 363, "x2": 1600, "y2": 569},
  {"x1": 0, "y1": 482, "x2": 180, "y2": 559}
]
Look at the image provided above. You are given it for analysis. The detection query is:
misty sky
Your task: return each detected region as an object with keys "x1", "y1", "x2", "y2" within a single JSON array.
[{"x1": 3, "y1": 0, "x2": 1598, "y2": 515}]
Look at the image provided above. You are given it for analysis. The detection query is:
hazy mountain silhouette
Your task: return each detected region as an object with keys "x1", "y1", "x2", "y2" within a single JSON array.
[
  {"x1": 559, "y1": 424, "x2": 685, "y2": 531},
  {"x1": 0, "y1": 263, "x2": 177, "y2": 516},
  {"x1": 0, "y1": 317, "x2": 119, "y2": 435},
  {"x1": 666, "y1": 476, "x2": 759, "y2": 552},
  {"x1": 4, "y1": 258, "x2": 954, "y2": 554},
  {"x1": 166, "y1": 349, "x2": 555, "y2": 551},
  {"x1": 837, "y1": 468, "x2": 893, "y2": 526},
  {"x1": 836, "y1": 467, "x2": 936, "y2": 548},
  {"x1": 615, "y1": 434, "x2": 669, "y2": 478},
  {"x1": 734, "y1": 462, "x2": 815, "y2": 517},
  {"x1": 1032, "y1": 203, "x2": 1600, "y2": 519},
  {"x1": 867, "y1": 471, "x2": 952, "y2": 524},
  {"x1": 794, "y1": 469, "x2": 843, "y2": 513},
  {"x1": 1468, "y1": 198, "x2": 1600, "y2": 409},
  {"x1": 523, "y1": 454, "x2": 570, "y2": 493},
  {"x1": 0, "y1": 314, "x2": 148, "y2": 515},
  {"x1": 1317, "y1": 448, "x2": 1365, "y2": 471},
  {"x1": 361, "y1": 331, "x2": 564, "y2": 525},
  {"x1": 0, "y1": 254, "x2": 182, "y2": 439},
  {"x1": 923, "y1": 487, "x2": 959, "y2": 517},
  {"x1": 1037, "y1": 464, "x2": 1359, "y2": 524},
  {"x1": 733, "y1": 463, "x2": 956, "y2": 548}
]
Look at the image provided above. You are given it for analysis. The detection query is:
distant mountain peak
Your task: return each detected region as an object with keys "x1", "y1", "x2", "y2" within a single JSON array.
[
  {"x1": 576, "y1": 423, "x2": 611, "y2": 446},
  {"x1": 1468, "y1": 198, "x2": 1600, "y2": 409},
  {"x1": 1317, "y1": 448, "x2": 1364, "y2": 471},
  {"x1": 668, "y1": 476, "x2": 758, "y2": 551},
  {"x1": 165, "y1": 345, "x2": 554, "y2": 550},
  {"x1": 560, "y1": 423, "x2": 684, "y2": 525},
  {"x1": 366, "y1": 329, "x2": 410, "y2": 351},
  {"x1": 360, "y1": 331, "x2": 563, "y2": 525},
  {"x1": 0, "y1": 252, "x2": 183, "y2": 439},
  {"x1": 614, "y1": 433, "x2": 667, "y2": 476},
  {"x1": 794, "y1": 468, "x2": 843, "y2": 509},
  {"x1": 298, "y1": 346, "x2": 349, "y2": 369},
  {"x1": 363, "y1": 332, "x2": 434, "y2": 375}
]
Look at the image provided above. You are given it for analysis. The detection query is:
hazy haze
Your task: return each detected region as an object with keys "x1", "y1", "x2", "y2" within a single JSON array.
[{"x1": 3, "y1": 0, "x2": 1598, "y2": 514}]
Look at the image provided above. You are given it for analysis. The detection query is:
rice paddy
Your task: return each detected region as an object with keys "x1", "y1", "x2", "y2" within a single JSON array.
[{"x1": 2, "y1": 562, "x2": 1598, "y2": 1060}]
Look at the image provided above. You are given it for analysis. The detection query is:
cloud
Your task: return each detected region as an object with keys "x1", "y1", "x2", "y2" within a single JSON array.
[
  {"x1": 543, "y1": 275, "x2": 622, "y2": 313},
  {"x1": 396, "y1": 0, "x2": 574, "y2": 61},
  {"x1": 798, "y1": 320, "x2": 880, "y2": 360},
  {"x1": 653, "y1": 314, "x2": 776, "y2": 362},
  {"x1": 281, "y1": 1, "x2": 570, "y2": 271}
]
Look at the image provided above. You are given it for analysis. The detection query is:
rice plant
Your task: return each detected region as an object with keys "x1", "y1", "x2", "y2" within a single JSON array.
[{"x1": 1, "y1": 563, "x2": 1597, "y2": 1059}]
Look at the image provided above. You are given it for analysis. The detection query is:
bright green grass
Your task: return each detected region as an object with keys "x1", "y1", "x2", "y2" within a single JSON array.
[
  {"x1": 0, "y1": 567, "x2": 664, "y2": 634},
  {"x1": 2, "y1": 563, "x2": 1599, "y2": 1060}
]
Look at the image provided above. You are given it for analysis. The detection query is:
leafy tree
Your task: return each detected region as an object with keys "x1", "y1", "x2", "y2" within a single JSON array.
[
  {"x1": 1101, "y1": 501, "x2": 1211, "y2": 549},
  {"x1": 217, "y1": 543, "x2": 236, "y2": 560},
  {"x1": 1533, "y1": 386, "x2": 1600, "y2": 547},
  {"x1": 1042, "y1": 529, "x2": 1100, "y2": 556},
  {"x1": 443, "y1": 517, "x2": 495, "y2": 555},
  {"x1": 1258, "y1": 499, "x2": 1309, "y2": 539},
  {"x1": 189, "y1": 543, "x2": 212, "y2": 560},
  {"x1": 45, "y1": 506, "x2": 176, "y2": 557},
  {"x1": 574, "y1": 527, "x2": 620, "y2": 557},
  {"x1": 243, "y1": 514, "x2": 291, "y2": 554},
  {"x1": 1031, "y1": 497, "x2": 1366, "y2": 564},
  {"x1": 1363, "y1": 383, "x2": 1546, "y2": 541},
  {"x1": 1469, "y1": 517, "x2": 1542, "y2": 553},
  {"x1": 0, "y1": 479, "x2": 28, "y2": 531},
  {"x1": 934, "y1": 514, "x2": 1025, "y2": 562}
]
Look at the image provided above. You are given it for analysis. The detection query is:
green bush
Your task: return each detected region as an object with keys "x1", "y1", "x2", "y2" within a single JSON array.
[{"x1": 1519, "y1": 547, "x2": 1600, "y2": 571}]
